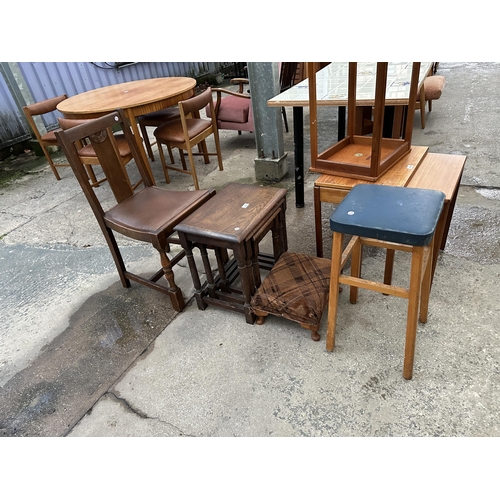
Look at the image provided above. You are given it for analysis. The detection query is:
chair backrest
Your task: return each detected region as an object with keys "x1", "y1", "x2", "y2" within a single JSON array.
[
  {"x1": 178, "y1": 87, "x2": 218, "y2": 139},
  {"x1": 55, "y1": 109, "x2": 153, "y2": 204},
  {"x1": 280, "y1": 63, "x2": 298, "y2": 92},
  {"x1": 58, "y1": 117, "x2": 91, "y2": 130},
  {"x1": 179, "y1": 87, "x2": 213, "y2": 117},
  {"x1": 23, "y1": 94, "x2": 68, "y2": 141}
]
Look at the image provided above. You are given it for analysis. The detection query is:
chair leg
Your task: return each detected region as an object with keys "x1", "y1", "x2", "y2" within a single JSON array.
[
  {"x1": 159, "y1": 248, "x2": 185, "y2": 312},
  {"x1": 41, "y1": 144, "x2": 62, "y2": 180},
  {"x1": 140, "y1": 122, "x2": 155, "y2": 161},
  {"x1": 326, "y1": 231, "x2": 344, "y2": 351},
  {"x1": 167, "y1": 146, "x2": 175, "y2": 164},
  {"x1": 186, "y1": 148, "x2": 200, "y2": 190},
  {"x1": 213, "y1": 128, "x2": 224, "y2": 171},
  {"x1": 157, "y1": 142, "x2": 171, "y2": 184},
  {"x1": 103, "y1": 227, "x2": 131, "y2": 289},
  {"x1": 428, "y1": 100, "x2": 433, "y2": 112},
  {"x1": 403, "y1": 245, "x2": 425, "y2": 380},
  {"x1": 282, "y1": 106, "x2": 289, "y2": 132}
]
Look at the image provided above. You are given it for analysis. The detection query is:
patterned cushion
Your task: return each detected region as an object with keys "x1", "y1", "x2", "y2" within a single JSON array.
[{"x1": 251, "y1": 252, "x2": 331, "y2": 327}]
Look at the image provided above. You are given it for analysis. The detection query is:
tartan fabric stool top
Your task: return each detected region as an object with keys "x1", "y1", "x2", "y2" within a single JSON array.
[{"x1": 251, "y1": 251, "x2": 331, "y2": 341}]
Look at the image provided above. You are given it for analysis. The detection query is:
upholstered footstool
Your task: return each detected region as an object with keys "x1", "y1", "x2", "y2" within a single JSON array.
[{"x1": 250, "y1": 252, "x2": 331, "y2": 341}]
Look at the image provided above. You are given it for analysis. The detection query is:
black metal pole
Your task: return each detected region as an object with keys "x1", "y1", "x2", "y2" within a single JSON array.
[{"x1": 293, "y1": 106, "x2": 304, "y2": 208}]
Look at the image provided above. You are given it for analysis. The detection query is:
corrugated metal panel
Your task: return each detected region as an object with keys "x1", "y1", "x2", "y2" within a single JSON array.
[
  {"x1": 1, "y1": 62, "x2": 219, "y2": 149},
  {"x1": 0, "y1": 69, "x2": 31, "y2": 148}
]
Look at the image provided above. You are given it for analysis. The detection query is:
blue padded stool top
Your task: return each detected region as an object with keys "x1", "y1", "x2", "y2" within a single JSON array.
[{"x1": 330, "y1": 184, "x2": 445, "y2": 246}]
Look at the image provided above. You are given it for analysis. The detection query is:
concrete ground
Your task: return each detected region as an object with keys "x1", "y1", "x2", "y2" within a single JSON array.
[{"x1": 0, "y1": 62, "x2": 499, "y2": 440}]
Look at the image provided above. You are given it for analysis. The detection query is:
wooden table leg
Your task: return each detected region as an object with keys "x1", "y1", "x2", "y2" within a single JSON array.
[{"x1": 234, "y1": 245, "x2": 256, "y2": 324}]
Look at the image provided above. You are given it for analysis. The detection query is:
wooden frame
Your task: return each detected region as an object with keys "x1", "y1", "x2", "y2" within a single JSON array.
[{"x1": 308, "y1": 62, "x2": 421, "y2": 181}]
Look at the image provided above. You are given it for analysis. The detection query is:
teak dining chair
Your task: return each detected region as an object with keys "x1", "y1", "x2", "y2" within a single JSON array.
[
  {"x1": 138, "y1": 107, "x2": 180, "y2": 162},
  {"x1": 23, "y1": 94, "x2": 71, "y2": 180},
  {"x1": 58, "y1": 117, "x2": 140, "y2": 189},
  {"x1": 153, "y1": 87, "x2": 223, "y2": 190},
  {"x1": 55, "y1": 109, "x2": 216, "y2": 312}
]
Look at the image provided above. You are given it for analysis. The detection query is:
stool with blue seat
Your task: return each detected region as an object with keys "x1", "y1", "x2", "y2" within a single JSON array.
[{"x1": 326, "y1": 184, "x2": 445, "y2": 379}]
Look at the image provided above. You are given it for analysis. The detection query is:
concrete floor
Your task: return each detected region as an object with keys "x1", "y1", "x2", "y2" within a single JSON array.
[{"x1": 0, "y1": 62, "x2": 499, "y2": 441}]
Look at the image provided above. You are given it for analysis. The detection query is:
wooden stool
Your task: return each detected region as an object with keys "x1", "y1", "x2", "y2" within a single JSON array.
[
  {"x1": 251, "y1": 252, "x2": 331, "y2": 341},
  {"x1": 326, "y1": 184, "x2": 445, "y2": 379}
]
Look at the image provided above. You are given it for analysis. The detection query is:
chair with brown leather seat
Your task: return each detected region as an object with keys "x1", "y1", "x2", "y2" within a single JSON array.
[
  {"x1": 138, "y1": 107, "x2": 180, "y2": 162},
  {"x1": 153, "y1": 87, "x2": 223, "y2": 190},
  {"x1": 23, "y1": 94, "x2": 71, "y2": 180},
  {"x1": 55, "y1": 108, "x2": 216, "y2": 312},
  {"x1": 58, "y1": 117, "x2": 140, "y2": 189}
]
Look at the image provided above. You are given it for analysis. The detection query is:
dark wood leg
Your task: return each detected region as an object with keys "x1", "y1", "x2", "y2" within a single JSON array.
[
  {"x1": 178, "y1": 232, "x2": 206, "y2": 310},
  {"x1": 235, "y1": 246, "x2": 256, "y2": 324}
]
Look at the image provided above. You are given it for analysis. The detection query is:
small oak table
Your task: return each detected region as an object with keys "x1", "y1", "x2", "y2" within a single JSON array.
[
  {"x1": 57, "y1": 77, "x2": 196, "y2": 183},
  {"x1": 174, "y1": 183, "x2": 288, "y2": 323}
]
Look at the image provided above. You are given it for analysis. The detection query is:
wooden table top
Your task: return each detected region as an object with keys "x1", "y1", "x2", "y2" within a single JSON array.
[
  {"x1": 268, "y1": 62, "x2": 432, "y2": 107},
  {"x1": 174, "y1": 183, "x2": 288, "y2": 244},
  {"x1": 407, "y1": 152, "x2": 466, "y2": 201},
  {"x1": 57, "y1": 77, "x2": 196, "y2": 118}
]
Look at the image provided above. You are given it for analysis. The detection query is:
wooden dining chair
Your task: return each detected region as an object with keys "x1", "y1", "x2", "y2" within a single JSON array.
[
  {"x1": 55, "y1": 109, "x2": 216, "y2": 312},
  {"x1": 153, "y1": 87, "x2": 223, "y2": 190},
  {"x1": 23, "y1": 94, "x2": 71, "y2": 180},
  {"x1": 58, "y1": 117, "x2": 140, "y2": 189},
  {"x1": 207, "y1": 79, "x2": 254, "y2": 135},
  {"x1": 138, "y1": 107, "x2": 180, "y2": 162}
]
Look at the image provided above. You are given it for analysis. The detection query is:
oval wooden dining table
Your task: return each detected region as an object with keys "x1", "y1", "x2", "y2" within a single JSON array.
[{"x1": 57, "y1": 77, "x2": 197, "y2": 184}]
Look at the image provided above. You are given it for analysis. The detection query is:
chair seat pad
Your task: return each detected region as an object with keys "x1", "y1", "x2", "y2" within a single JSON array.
[
  {"x1": 330, "y1": 184, "x2": 445, "y2": 246},
  {"x1": 138, "y1": 107, "x2": 180, "y2": 126},
  {"x1": 251, "y1": 252, "x2": 331, "y2": 327},
  {"x1": 154, "y1": 118, "x2": 211, "y2": 143},
  {"x1": 78, "y1": 134, "x2": 131, "y2": 158},
  {"x1": 418, "y1": 75, "x2": 445, "y2": 101},
  {"x1": 41, "y1": 128, "x2": 63, "y2": 143},
  {"x1": 104, "y1": 186, "x2": 213, "y2": 236},
  {"x1": 216, "y1": 96, "x2": 250, "y2": 123}
]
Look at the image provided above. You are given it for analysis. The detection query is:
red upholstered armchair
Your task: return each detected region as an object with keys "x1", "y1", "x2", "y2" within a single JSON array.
[{"x1": 207, "y1": 78, "x2": 254, "y2": 135}]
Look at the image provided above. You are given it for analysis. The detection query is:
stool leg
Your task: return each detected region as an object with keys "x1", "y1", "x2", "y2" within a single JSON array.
[
  {"x1": 350, "y1": 237, "x2": 362, "y2": 304},
  {"x1": 403, "y1": 245, "x2": 425, "y2": 380},
  {"x1": 326, "y1": 231, "x2": 344, "y2": 351},
  {"x1": 419, "y1": 241, "x2": 434, "y2": 323},
  {"x1": 300, "y1": 323, "x2": 321, "y2": 342},
  {"x1": 384, "y1": 249, "x2": 395, "y2": 286}
]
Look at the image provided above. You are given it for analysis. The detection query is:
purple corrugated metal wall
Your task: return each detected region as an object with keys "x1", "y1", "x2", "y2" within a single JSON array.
[{"x1": 0, "y1": 62, "x2": 220, "y2": 149}]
